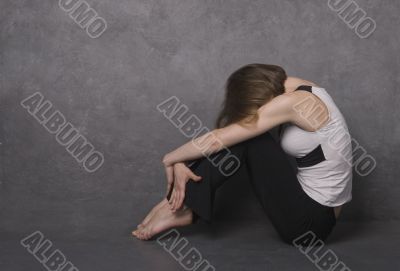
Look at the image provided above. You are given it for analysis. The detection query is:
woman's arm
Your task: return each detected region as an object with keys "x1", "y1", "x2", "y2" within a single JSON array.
[{"x1": 162, "y1": 94, "x2": 296, "y2": 166}]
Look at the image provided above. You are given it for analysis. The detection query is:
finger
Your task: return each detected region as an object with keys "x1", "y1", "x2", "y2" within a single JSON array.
[
  {"x1": 172, "y1": 188, "x2": 179, "y2": 211},
  {"x1": 175, "y1": 186, "x2": 182, "y2": 210},
  {"x1": 185, "y1": 167, "x2": 201, "y2": 181},
  {"x1": 172, "y1": 188, "x2": 178, "y2": 210},
  {"x1": 170, "y1": 173, "x2": 178, "y2": 206},
  {"x1": 173, "y1": 186, "x2": 182, "y2": 211},
  {"x1": 177, "y1": 185, "x2": 186, "y2": 209},
  {"x1": 176, "y1": 184, "x2": 185, "y2": 210},
  {"x1": 189, "y1": 172, "x2": 202, "y2": 182},
  {"x1": 169, "y1": 189, "x2": 175, "y2": 206},
  {"x1": 177, "y1": 189, "x2": 185, "y2": 210}
]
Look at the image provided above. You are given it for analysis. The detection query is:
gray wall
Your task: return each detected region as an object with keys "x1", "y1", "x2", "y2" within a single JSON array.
[{"x1": 1, "y1": 0, "x2": 399, "y2": 236}]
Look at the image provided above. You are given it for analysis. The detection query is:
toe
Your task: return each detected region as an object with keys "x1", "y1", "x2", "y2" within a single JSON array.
[
  {"x1": 143, "y1": 230, "x2": 151, "y2": 240},
  {"x1": 137, "y1": 230, "x2": 145, "y2": 240}
]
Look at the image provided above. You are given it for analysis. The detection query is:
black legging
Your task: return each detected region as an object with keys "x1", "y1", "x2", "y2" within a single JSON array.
[{"x1": 167, "y1": 131, "x2": 336, "y2": 244}]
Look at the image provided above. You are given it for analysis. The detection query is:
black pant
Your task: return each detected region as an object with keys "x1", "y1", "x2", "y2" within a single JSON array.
[{"x1": 167, "y1": 132, "x2": 336, "y2": 244}]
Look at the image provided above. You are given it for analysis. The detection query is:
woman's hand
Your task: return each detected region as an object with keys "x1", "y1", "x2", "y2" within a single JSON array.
[{"x1": 169, "y1": 162, "x2": 202, "y2": 212}]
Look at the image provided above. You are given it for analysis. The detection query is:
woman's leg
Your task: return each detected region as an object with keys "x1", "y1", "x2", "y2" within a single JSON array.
[
  {"x1": 135, "y1": 132, "x2": 335, "y2": 242},
  {"x1": 181, "y1": 132, "x2": 335, "y2": 243},
  {"x1": 180, "y1": 141, "x2": 249, "y2": 222},
  {"x1": 133, "y1": 143, "x2": 248, "y2": 240},
  {"x1": 244, "y1": 132, "x2": 312, "y2": 242}
]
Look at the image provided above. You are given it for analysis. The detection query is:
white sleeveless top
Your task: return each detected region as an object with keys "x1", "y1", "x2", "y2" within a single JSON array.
[{"x1": 280, "y1": 86, "x2": 353, "y2": 207}]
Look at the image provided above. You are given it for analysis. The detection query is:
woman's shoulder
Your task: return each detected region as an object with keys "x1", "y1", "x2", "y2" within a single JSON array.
[
  {"x1": 286, "y1": 76, "x2": 320, "y2": 89},
  {"x1": 280, "y1": 88, "x2": 316, "y2": 106}
]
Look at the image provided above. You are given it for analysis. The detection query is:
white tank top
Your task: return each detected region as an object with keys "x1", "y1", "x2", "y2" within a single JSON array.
[{"x1": 280, "y1": 85, "x2": 353, "y2": 207}]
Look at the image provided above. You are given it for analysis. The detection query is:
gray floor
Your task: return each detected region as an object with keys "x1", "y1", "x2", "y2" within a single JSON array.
[{"x1": 1, "y1": 219, "x2": 399, "y2": 271}]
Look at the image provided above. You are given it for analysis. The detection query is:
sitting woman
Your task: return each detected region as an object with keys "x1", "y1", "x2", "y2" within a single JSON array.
[{"x1": 132, "y1": 63, "x2": 352, "y2": 244}]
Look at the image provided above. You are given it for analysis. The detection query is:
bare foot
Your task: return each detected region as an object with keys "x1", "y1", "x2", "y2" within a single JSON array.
[
  {"x1": 134, "y1": 203, "x2": 193, "y2": 240},
  {"x1": 132, "y1": 199, "x2": 168, "y2": 236}
]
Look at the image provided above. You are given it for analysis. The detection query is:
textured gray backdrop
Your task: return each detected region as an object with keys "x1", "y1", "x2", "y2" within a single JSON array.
[{"x1": 1, "y1": 0, "x2": 399, "y2": 239}]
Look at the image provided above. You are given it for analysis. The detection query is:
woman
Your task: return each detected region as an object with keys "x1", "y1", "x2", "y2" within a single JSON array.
[{"x1": 132, "y1": 63, "x2": 352, "y2": 244}]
